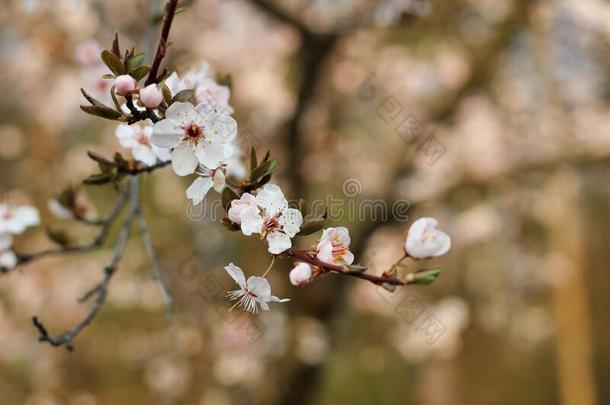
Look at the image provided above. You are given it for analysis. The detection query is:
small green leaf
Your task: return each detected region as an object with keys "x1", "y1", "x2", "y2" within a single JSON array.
[
  {"x1": 102, "y1": 73, "x2": 115, "y2": 79},
  {"x1": 80, "y1": 105, "x2": 123, "y2": 120},
  {"x1": 160, "y1": 83, "x2": 172, "y2": 104},
  {"x1": 126, "y1": 53, "x2": 145, "y2": 72},
  {"x1": 80, "y1": 88, "x2": 106, "y2": 107},
  {"x1": 221, "y1": 187, "x2": 239, "y2": 211},
  {"x1": 251, "y1": 159, "x2": 277, "y2": 181},
  {"x1": 111, "y1": 33, "x2": 121, "y2": 57},
  {"x1": 46, "y1": 227, "x2": 71, "y2": 246},
  {"x1": 174, "y1": 5, "x2": 188, "y2": 15},
  {"x1": 131, "y1": 65, "x2": 150, "y2": 81},
  {"x1": 101, "y1": 49, "x2": 126, "y2": 75},
  {"x1": 413, "y1": 267, "x2": 443, "y2": 285},
  {"x1": 83, "y1": 172, "x2": 114, "y2": 185}
]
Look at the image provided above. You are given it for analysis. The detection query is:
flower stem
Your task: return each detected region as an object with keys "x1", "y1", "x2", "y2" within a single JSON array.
[{"x1": 262, "y1": 255, "x2": 276, "y2": 277}]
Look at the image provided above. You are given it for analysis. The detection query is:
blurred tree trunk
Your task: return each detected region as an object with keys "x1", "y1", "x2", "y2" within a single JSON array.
[
  {"x1": 544, "y1": 171, "x2": 598, "y2": 405},
  {"x1": 581, "y1": 166, "x2": 610, "y2": 404}
]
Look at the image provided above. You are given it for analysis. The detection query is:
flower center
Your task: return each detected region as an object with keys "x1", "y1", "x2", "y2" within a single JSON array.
[
  {"x1": 183, "y1": 122, "x2": 204, "y2": 144},
  {"x1": 136, "y1": 131, "x2": 151, "y2": 146},
  {"x1": 263, "y1": 217, "x2": 282, "y2": 234},
  {"x1": 2, "y1": 211, "x2": 12, "y2": 220}
]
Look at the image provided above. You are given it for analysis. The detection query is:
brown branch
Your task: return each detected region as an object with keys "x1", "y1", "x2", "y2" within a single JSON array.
[
  {"x1": 32, "y1": 177, "x2": 140, "y2": 351},
  {"x1": 145, "y1": 0, "x2": 180, "y2": 86},
  {"x1": 13, "y1": 188, "x2": 131, "y2": 268},
  {"x1": 137, "y1": 209, "x2": 174, "y2": 318},
  {"x1": 284, "y1": 248, "x2": 411, "y2": 286}
]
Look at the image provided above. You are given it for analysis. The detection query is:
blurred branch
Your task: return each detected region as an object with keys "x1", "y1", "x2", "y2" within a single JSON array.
[
  {"x1": 13, "y1": 188, "x2": 131, "y2": 268},
  {"x1": 32, "y1": 177, "x2": 140, "y2": 351},
  {"x1": 137, "y1": 208, "x2": 174, "y2": 319}
]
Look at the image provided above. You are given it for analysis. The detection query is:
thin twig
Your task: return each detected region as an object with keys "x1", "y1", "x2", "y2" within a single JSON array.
[
  {"x1": 145, "y1": 0, "x2": 180, "y2": 86},
  {"x1": 32, "y1": 177, "x2": 140, "y2": 351},
  {"x1": 284, "y1": 248, "x2": 410, "y2": 286},
  {"x1": 13, "y1": 189, "x2": 131, "y2": 268},
  {"x1": 136, "y1": 207, "x2": 174, "y2": 319}
]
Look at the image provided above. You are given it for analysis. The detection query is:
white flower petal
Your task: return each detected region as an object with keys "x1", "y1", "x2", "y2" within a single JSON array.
[
  {"x1": 15, "y1": 206, "x2": 40, "y2": 228},
  {"x1": 186, "y1": 177, "x2": 214, "y2": 205},
  {"x1": 405, "y1": 217, "x2": 451, "y2": 259},
  {"x1": 227, "y1": 193, "x2": 256, "y2": 224},
  {"x1": 132, "y1": 146, "x2": 158, "y2": 166},
  {"x1": 152, "y1": 119, "x2": 182, "y2": 148},
  {"x1": 171, "y1": 143, "x2": 199, "y2": 176},
  {"x1": 239, "y1": 205, "x2": 264, "y2": 236},
  {"x1": 224, "y1": 263, "x2": 246, "y2": 289},
  {"x1": 247, "y1": 276, "x2": 272, "y2": 300},
  {"x1": 257, "y1": 184, "x2": 288, "y2": 216},
  {"x1": 204, "y1": 113, "x2": 237, "y2": 144},
  {"x1": 195, "y1": 142, "x2": 226, "y2": 169},
  {"x1": 165, "y1": 101, "x2": 200, "y2": 123},
  {"x1": 0, "y1": 250, "x2": 16, "y2": 270},
  {"x1": 279, "y1": 208, "x2": 302, "y2": 237},
  {"x1": 266, "y1": 232, "x2": 292, "y2": 254}
]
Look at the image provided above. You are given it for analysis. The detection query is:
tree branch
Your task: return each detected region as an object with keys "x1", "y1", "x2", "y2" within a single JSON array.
[
  {"x1": 136, "y1": 208, "x2": 174, "y2": 319},
  {"x1": 145, "y1": 0, "x2": 180, "y2": 86},
  {"x1": 32, "y1": 177, "x2": 140, "y2": 351}
]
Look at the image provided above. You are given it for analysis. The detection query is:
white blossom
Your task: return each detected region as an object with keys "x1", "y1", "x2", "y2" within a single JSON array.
[
  {"x1": 225, "y1": 263, "x2": 289, "y2": 314},
  {"x1": 316, "y1": 227, "x2": 354, "y2": 265},
  {"x1": 289, "y1": 263, "x2": 313, "y2": 286},
  {"x1": 116, "y1": 119, "x2": 171, "y2": 166},
  {"x1": 404, "y1": 217, "x2": 451, "y2": 259},
  {"x1": 229, "y1": 184, "x2": 303, "y2": 254},
  {"x1": 0, "y1": 204, "x2": 39, "y2": 235},
  {"x1": 151, "y1": 102, "x2": 237, "y2": 176},
  {"x1": 165, "y1": 62, "x2": 234, "y2": 115},
  {"x1": 186, "y1": 166, "x2": 226, "y2": 205}
]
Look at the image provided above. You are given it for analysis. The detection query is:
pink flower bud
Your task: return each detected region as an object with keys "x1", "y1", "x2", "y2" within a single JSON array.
[
  {"x1": 289, "y1": 263, "x2": 313, "y2": 286},
  {"x1": 114, "y1": 75, "x2": 137, "y2": 96},
  {"x1": 140, "y1": 84, "x2": 163, "y2": 108}
]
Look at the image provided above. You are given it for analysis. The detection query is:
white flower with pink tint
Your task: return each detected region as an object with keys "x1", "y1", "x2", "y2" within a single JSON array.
[
  {"x1": 165, "y1": 62, "x2": 234, "y2": 115},
  {"x1": 225, "y1": 263, "x2": 289, "y2": 314},
  {"x1": 140, "y1": 84, "x2": 163, "y2": 108},
  {"x1": 316, "y1": 227, "x2": 354, "y2": 266},
  {"x1": 289, "y1": 263, "x2": 313, "y2": 286},
  {"x1": 114, "y1": 74, "x2": 137, "y2": 96},
  {"x1": 186, "y1": 166, "x2": 226, "y2": 205},
  {"x1": 233, "y1": 184, "x2": 303, "y2": 254},
  {"x1": 404, "y1": 217, "x2": 451, "y2": 259},
  {"x1": 195, "y1": 77, "x2": 233, "y2": 115},
  {"x1": 227, "y1": 192, "x2": 258, "y2": 224},
  {"x1": 151, "y1": 102, "x2": 237, "y2": 176},
  {"x1": 116, "y1": 120, "x2": 171, "y2": 166},
  {"x1": 0, "y1": 204, "x2": 39, "y2": 235}
]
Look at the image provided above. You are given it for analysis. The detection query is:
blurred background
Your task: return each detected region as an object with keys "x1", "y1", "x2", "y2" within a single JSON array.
[{"x1": 1, "y1": 0, "x2": 609, "y2": 404}]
